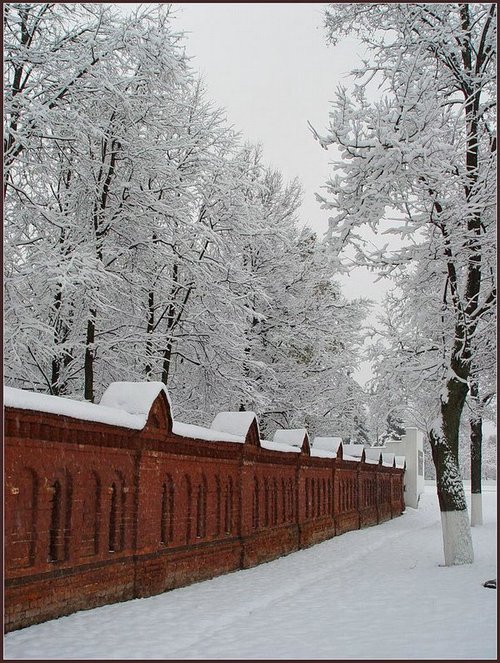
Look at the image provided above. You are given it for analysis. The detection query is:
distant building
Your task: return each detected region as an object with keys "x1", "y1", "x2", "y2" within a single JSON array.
[{"x1": 384, "y1": 427, "x2": 425, "y2": 508}]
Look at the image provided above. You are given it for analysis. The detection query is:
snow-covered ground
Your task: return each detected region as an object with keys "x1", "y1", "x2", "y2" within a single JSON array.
[{"x1": 5, "y1": 485, "x2": 496, "y2": 660}]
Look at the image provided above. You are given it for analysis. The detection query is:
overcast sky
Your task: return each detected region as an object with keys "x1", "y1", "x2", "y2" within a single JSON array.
[{"x1": 174, "y1": 3, "x2": 350, "y2": 234}]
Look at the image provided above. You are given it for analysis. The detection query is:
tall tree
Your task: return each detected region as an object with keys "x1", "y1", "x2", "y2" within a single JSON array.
[
  {"x1": 4, "y1": 4, "x2": 254, "y2": 405},
  {"x1": 317, "y1": 3, "x2": 496, "y2": 565},
  {"x1": 4, "y1": 3, "x2": 124, "y2": 394}
]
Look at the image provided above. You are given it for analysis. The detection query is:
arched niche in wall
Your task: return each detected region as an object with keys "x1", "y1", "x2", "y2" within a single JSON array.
[
  {"x1": 108, "y1": 470, "x2": 126, "y2": 554},
  {"x1": 48, "y1": 468, "x2": 73, "y2": 563},
  {"x1": 160, "y1": 474, "x2": 175, "y2": 546},
  {"x1": 81, "y1": 470, "x2": 101, "y2": 557},
  {"x1": 8, "y1": 466, "x2": 38, "y2": 569}
]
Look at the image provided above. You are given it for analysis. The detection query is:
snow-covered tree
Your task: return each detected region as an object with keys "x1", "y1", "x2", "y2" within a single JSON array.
[
  {"x1": 317, "y1": 3, "x2": 496, "y2": 565},
  {"x1": 382, "y1": 413, "x2": 406, "y2": 444},
  {"x1": 215, "y1": 152, "x2": 369, "y2": 438},
  {"x1": 4, "y1": 2, "x2": 366, "y2": 443},
  {"x1": 4, "y1": 3, "x2": 127, "y2": 394},
  {"x1": 368, "y1": 252, "x2": 495, "y2": 523},
  {"x1": 4, "y1": 5, "x2": 254, "y2": 407},
  {"x1": 467, "y1": 378, "x2": 496, "y2": 525}
]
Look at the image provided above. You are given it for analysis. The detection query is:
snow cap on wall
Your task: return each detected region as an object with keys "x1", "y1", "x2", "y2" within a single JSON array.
[
  {"x1": 310, "y1": 447, "x2": 337, "y2": 458},
  {"x1": 342, "y1": 444, "x2": 364, "y2": 459},
  {"x1": 395, "y1": 455, "x2": 406, "y2": 469},
  {"x1": 364, "y1": 448, "x2": 382, "y2": 464},
  {"x1": 4, "y1": 385, "x2": 145, "y2": 429},
  {"x1": 260, "y1": 439, "x2": 301, "y2": 453},
  {"x1": 172, "y1": 421, "x2": 245, "y2": 444},
  {"x1": 382, "y1": 452, "x2": 396, "y2": 467},
  {"x1": 311, "y1": 436, "x2": 342, "y2": 453},
  {"x1": 273, "y1": 428, "x2": 309, "y2": 452},
  {"x1": 100, "y1": 381, "x2": 172, "y2": 416},
  {"x1": 100, "y1": 381, "x2": 173, "y2": 432},
  {"x1": 210, "y1": 411, "x2": 259, "y2": 439}
]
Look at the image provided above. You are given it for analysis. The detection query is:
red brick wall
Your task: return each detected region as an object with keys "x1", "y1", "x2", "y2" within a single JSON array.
[{"x1": 4, "y1": 391, "x2": 405, "y2": 632}]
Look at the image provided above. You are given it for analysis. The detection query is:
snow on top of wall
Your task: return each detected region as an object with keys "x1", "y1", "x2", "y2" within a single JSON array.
[
  {"x1": 364, "y1": 448, "x2": 382, "y2": 463},
  {"x1": 272, "y1": 428, "x2": 308, "y2": 449},
  {"x1": 4, "y1": 386, "x2": 145, "y2": 430},
  {"x1": 382, "y1": 452, "x2": 395, "y2": 467},
  {"x1": 311, "y1": 436, "x2": 342, "y2": 453},
  {"x1": 343, "y1": 454, "x2": 361, "y2": 463},
  {"x1": 5, "y1": 385, "x2": 250, "y2": 445},
  {"x1": 342, "y1": 444, "x2": 364, "y2": 458},
  {"x1": 210, "y1": 411, "x2": 258, "y2": 438},
  {"x1": 100, "y1": 381, "x2": 171, "y2": 416},
  {"x1": 5, "y1": 384, "x2": 249, "y2": 444},
  {"x1": 260, "y1": 439, "x2": 301, "y2": 454},
  {"x1": 172, "y1": 421, "x2": 244, "y2": 444},
  {"x1": 395, "y1": 455, "x2": 406, "y2": 469}
]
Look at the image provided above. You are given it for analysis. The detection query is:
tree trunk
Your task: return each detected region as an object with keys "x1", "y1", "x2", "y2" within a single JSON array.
[
  {"x1": 469, "y1": 381, "x2": 483, "y2": 526},
  {"x1": 84, "y1": 131, "x2": 118, "y2": 402},
  {"x1": 145, "y1": 290, "x2": 155, "y2": 380},
  {"x1": 161, "y1": 263, "x2": 180, "y2": 387},
  {"x1": 50, "y1": 280, "x2": 73, "y2": 396},
  {"x1": 430, "y1": 376, "x2": 473, "y2": 565},
  {"x1": 51, "y1": 286, "x2": 65, "y2": 395},
  {"x1": 84, "y1": 312, "x2": 96, "y2": 402},
  {"x1": 470, "y1": 415, "x2": 483, "y2": 526},
  {"x1": 161, "y1": 340, "x2": 173, "y2": 386}
]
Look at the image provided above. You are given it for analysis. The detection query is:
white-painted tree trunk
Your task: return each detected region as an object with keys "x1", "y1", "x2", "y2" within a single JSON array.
[
  {"x1": 440, "y1": 510, "x2": 474, "y2": 566},
  {"x1": 432, "y1": 423, "x2": 475, "y2": 566},
  {"x1": 470, "y1": 493, "x2": 483, "y2": 527}
]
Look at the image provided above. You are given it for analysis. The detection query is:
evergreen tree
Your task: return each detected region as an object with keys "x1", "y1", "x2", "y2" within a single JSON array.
[{"x1": 381, "y1": 413, "x2": 406, "y2": 444}]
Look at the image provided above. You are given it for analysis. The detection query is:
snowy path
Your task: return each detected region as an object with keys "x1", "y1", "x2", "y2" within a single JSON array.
[{"x1": 4, "y1": 486, "x2": 496, "y2": 660}]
